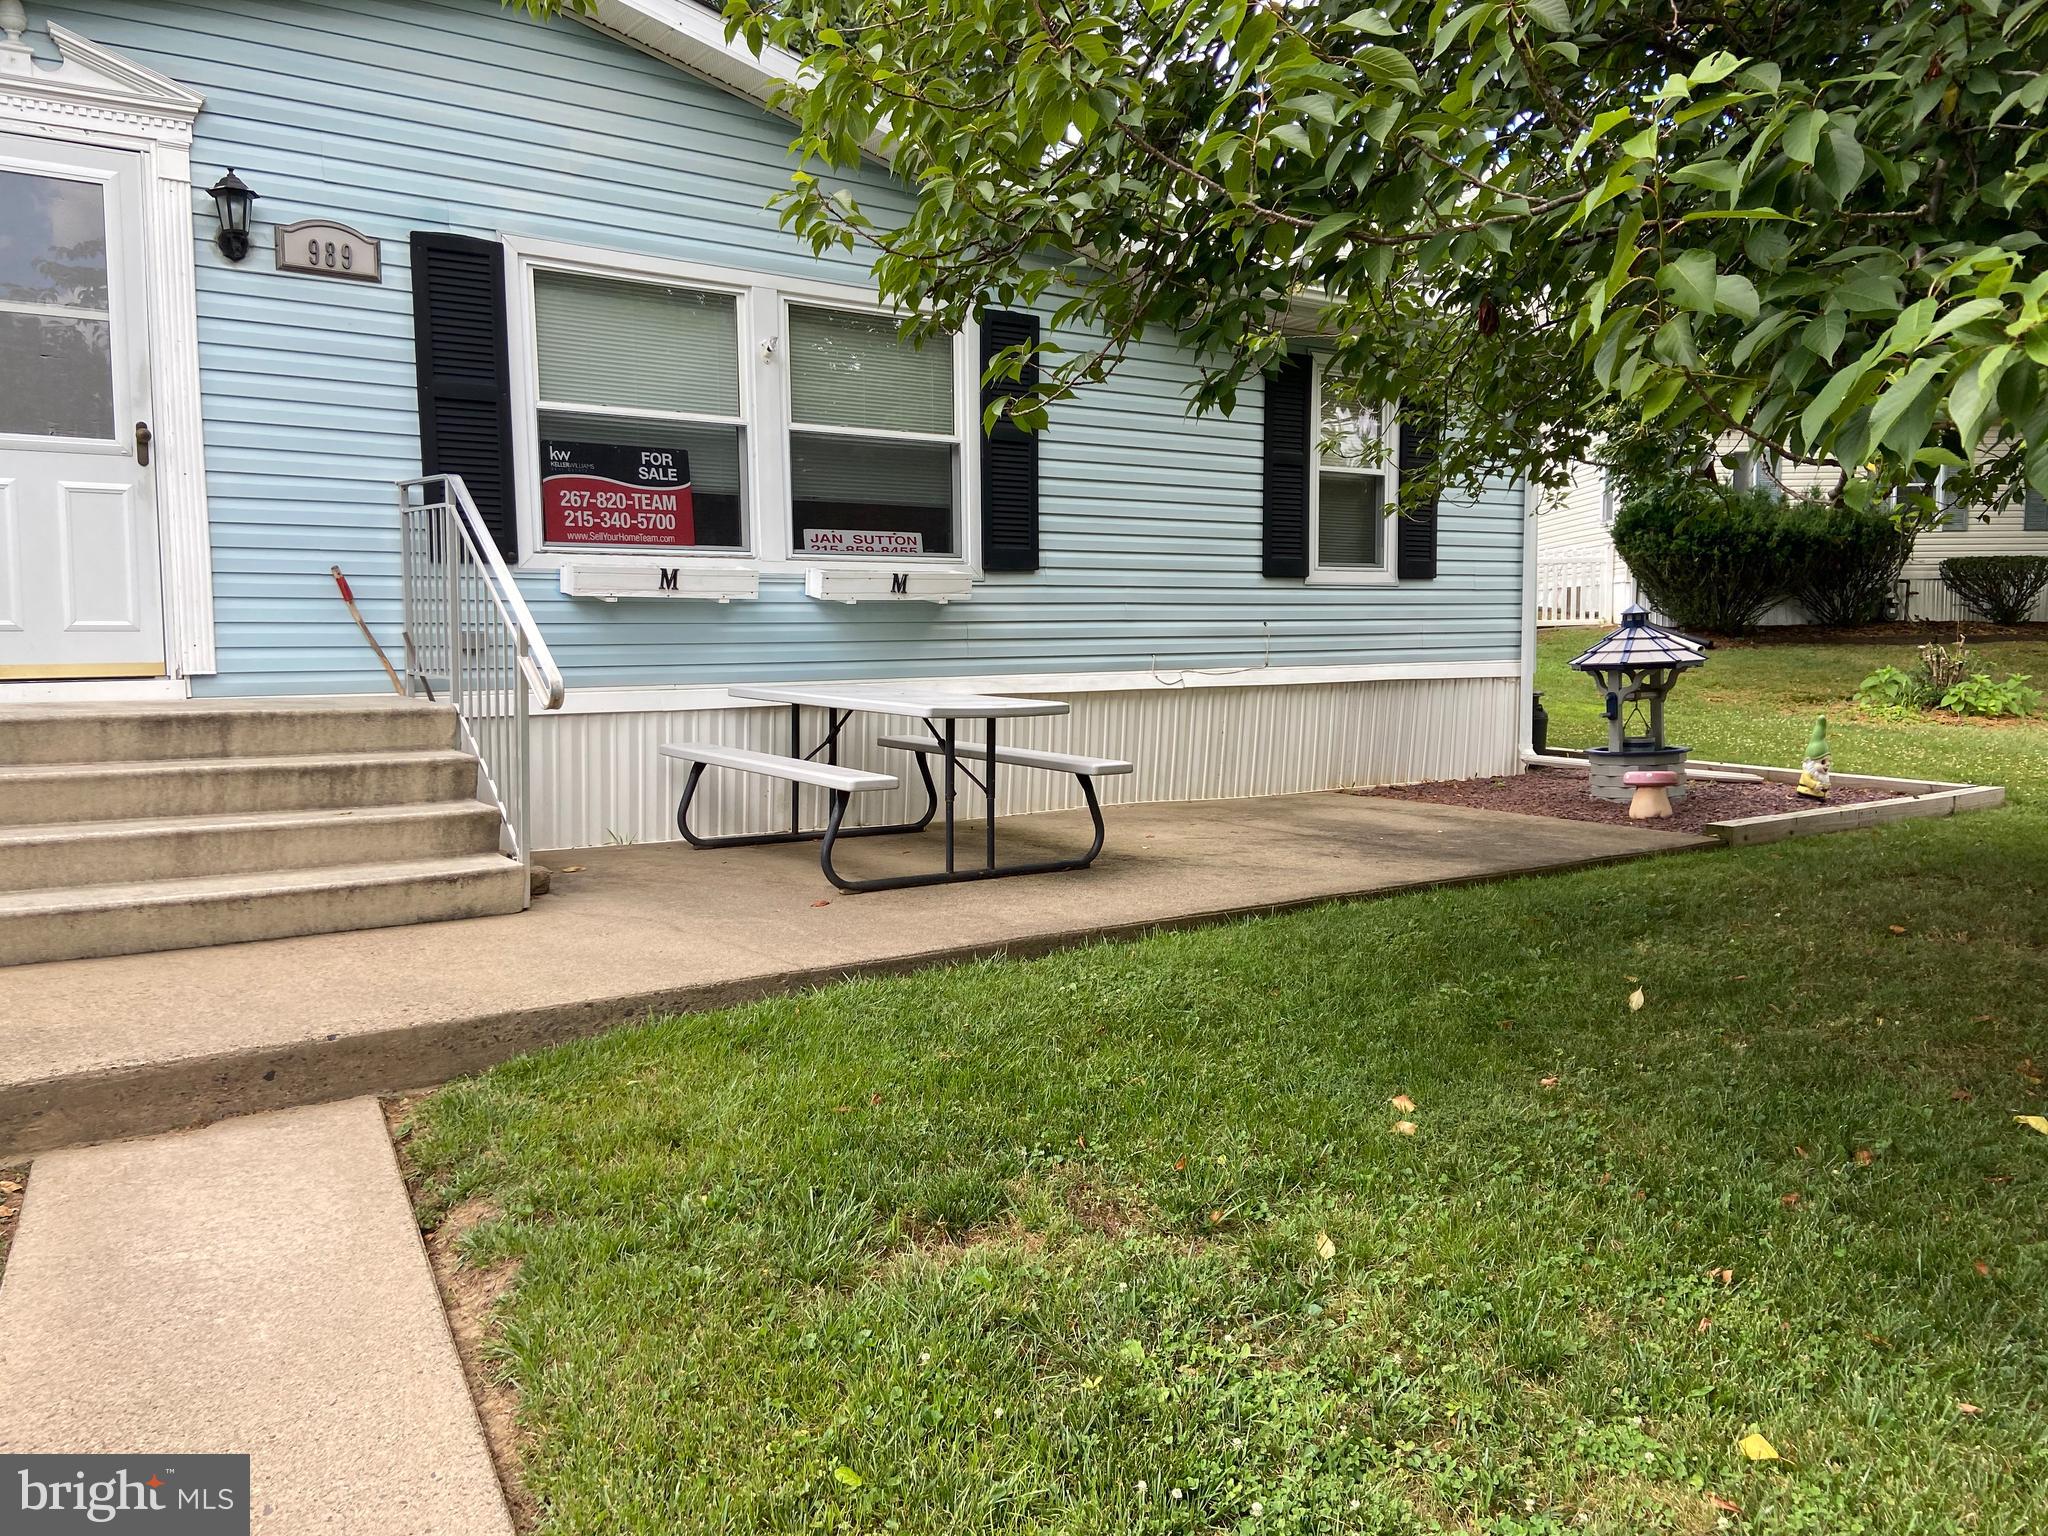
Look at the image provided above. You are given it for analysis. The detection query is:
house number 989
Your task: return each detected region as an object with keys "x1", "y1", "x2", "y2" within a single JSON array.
[{"x1": 276, "y1": 220, "x2": 382, "y2": 282}]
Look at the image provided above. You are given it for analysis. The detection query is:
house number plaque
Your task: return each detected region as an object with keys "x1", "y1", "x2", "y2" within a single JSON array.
[{"x1": 274, "y1": 219, "x2": 382, "y2": 282}]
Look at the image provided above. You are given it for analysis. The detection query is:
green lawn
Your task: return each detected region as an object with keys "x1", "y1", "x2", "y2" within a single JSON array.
[{"x1": 405, "y1": 632, "x2": 2048, "y2": 1536}]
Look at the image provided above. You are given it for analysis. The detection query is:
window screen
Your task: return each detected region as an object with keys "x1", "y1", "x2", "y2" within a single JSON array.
[
  {"x1": 531, "y1": 269, "x2": 746, "y2": 553},
  {"x1": 1314, "y1": 394, "x2": 1391, "y2": 570},
  {"x1": 535, "y1": 270, "x2": 739, "y2": 417},
  {"x1": 787, "y1": 303, "x2": 959, "y2": 557}
]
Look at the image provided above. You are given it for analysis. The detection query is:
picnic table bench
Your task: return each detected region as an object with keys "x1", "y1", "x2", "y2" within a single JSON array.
[{"x1": 660, "y1": 684, "x2": 1133, "y2": 892}]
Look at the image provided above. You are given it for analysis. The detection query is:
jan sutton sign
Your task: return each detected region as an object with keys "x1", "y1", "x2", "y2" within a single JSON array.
[
  {"x1": 273, "y1": 219, "x2": 381, "y2": 282},
  {"x1": 803, "y1": 529, "x2": 923, "y2": 556},
  {"x1": 542, "y1": 439, "x2": 694, "y2": 549}
]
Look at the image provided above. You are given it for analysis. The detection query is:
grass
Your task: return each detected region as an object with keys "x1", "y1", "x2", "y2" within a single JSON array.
[{"x1": 405, "y1": 631, "x2": 2048, "y2": 1536}]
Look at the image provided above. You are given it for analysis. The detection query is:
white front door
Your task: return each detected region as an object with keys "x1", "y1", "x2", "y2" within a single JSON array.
[{"x1": 0, "y1": 132, "x2": 163, "y2": 681}]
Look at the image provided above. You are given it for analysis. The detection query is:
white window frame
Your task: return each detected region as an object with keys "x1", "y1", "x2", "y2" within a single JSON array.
[
  {"x1": 1306, "y1": 358, "x2": 1398, "y2": 587},
  {"x1": 779, "y1": 292, "x2": 973, "y2": 568},
  {"x1": 504, "y1": 234, "x2": 981, "y2": 578}
]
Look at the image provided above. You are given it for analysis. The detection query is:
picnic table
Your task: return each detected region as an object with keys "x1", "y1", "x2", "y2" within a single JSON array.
[{"x1": 659, "y1": 683, "x2": 1133, "y2": 892}]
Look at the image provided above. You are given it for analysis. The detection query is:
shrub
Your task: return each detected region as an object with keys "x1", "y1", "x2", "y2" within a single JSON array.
[
  {"x1": 1939, "y1": 556, "x2": 2048, "y2": 625},
  {"x1": 1783, "y1": 500, "x2": 1914, "y2": 626},
  {"x1": 1610, "y1": 482, "x2": 1797, "y2": 634},
  {"x1": 1939, "y1": 673, "x2": 2040, "y2": 717}
]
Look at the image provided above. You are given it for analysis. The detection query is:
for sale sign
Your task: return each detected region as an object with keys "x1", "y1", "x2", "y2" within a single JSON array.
[{"x1": 541, "y1": 440, "x2": 695, "y2": 548}]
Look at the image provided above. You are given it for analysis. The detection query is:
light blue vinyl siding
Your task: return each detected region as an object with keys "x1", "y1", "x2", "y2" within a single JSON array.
[{"x1": 47, "y1": 0, "x2": 1527, "y2": 696}]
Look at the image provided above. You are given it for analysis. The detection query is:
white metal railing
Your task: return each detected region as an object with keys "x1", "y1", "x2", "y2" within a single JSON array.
[
  {"x1": 1536, "y1": 551, "x2": 1613, "y2": 626},
  {"x1": 397, "y1": 475, "x2": 565, "y2": 870}
]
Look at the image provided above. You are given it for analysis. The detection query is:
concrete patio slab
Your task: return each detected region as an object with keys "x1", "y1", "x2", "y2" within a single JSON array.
[
  {"x1": 0, "y1": 793, "x2": 1710, "y2": 1160},
  {"x1": 0, "y1": 1097, "x2": 514, "y2": 1535}
]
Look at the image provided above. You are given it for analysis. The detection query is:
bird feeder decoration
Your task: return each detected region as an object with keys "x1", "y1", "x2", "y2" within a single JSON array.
[{"x1": 1568, "y1": 605, "x2": 1706, "y2": 804}]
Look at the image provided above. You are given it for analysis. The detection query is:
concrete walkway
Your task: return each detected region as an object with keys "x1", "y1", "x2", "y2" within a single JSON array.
[
  {"x1": 0, "y1": 1098, "x2": 514, "y2": 1534},
  {"x1": 0, "y1": 793, "x2": 1709, "y2": 1159}
]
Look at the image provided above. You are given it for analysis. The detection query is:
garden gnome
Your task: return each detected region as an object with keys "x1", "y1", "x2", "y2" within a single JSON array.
[{"x1": 1797, "y1": 715, "x2": 1830, "y2": 801}]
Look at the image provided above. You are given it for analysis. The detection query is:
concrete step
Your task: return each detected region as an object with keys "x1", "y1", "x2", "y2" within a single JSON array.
[
  {"x1": 0, "y1": 802, "x2": 505, "y2": 891},
  {"x1": 0, "y1": 854, "x2": 527, "y2": 965},
  {"x1": 0, "y1": 1099, "x2": 517, "y2": 1534},
  {"x1": 0, "y1": 749, "x2": 479, "y2": 827},
  {"x1": 0, "y1": 694, "x2": 456, "y2": 765}
]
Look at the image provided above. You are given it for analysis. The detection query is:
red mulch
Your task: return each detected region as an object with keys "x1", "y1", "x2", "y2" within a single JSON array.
[{"x1": 1357, "y1": 768, "x2": 1903, "y2": 834}]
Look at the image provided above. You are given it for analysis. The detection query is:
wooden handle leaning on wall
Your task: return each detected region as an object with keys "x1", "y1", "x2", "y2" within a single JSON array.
[{"x1": 330, "y1": 565, "x2": 405, "y2": 696}]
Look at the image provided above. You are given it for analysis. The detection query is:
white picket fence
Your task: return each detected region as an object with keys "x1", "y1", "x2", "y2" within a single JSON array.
[{"x1": 1535, "y1": 550, "x2": 1614, "y2": 626}]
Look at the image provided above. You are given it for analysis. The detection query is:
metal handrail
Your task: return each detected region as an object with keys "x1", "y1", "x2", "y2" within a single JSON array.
[{"x1": 396, "y1": 474, "x2": 566, "y2": 873}]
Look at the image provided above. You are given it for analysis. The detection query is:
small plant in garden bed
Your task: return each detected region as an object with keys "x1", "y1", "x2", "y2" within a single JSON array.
[{"x1": 1857, "y1": 637, "x2": 2039, "y2": 719}]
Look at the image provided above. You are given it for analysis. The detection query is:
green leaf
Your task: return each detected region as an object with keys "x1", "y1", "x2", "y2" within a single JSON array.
[
  {"x1": 1337, "y1": 8, "x2": 1399, "y2": 35},
  {"x1": 1868, "y1": 354, "x2": 1945, "y2": 455},
  {"x1": 1641, "y1": 371, "x2": 1686, "y2": 418},
  {"x1": 1744, "y1": 224, "x2": 1790, "y2": 270},
  {"x1": 1732, "y1": 309, "x2": 1800, "y2": 367},
  {"x1": 1801, "y1": 307, "x2": 1847, "y2": 363},
  {"x1": 1356, "y1": 45, "x2": 1422, "y2": 94},
  {"x1": 1784, "y1": 107, "x2": 1828, "y2": 166},
  {"x1": 1815, "y1": 126, "x2": 1866, "y2": 201},
  {"x1": 1677, "y1": 207, "x2": 1795, "y2": 222},
  {"x1": 1923, "y1": 296, "x2": 2005, "y2": 349},
  {"x1": 1715, "y1": 274, "x2": 1761, "y2": 322},
  {"x1": 1306, "y1": 211, "x2": 1353, "y2": 251},
  {"x1": 833, "y1": 1467, "x2": 865, "y2": 1489},
  {"x1": 1658, "y1": 250, "x2": 1719, "y2": 314},
  {"x1": 1671, "y1": 158, "x2": 1741, "y2": 194},
  {"x1": 1574, "y1": 107, "x2": 1634, "y2": 159},
  {"x1": 1949, "y1": 345, "x2": 2013, "y2": 447},
  {"x1": 1689, "y1": 51, "x2": 1742, "y2": 86},
  {"x1": 1800, "y1": 351, "x2": 1874, "y2": 445},
  {"x1": 1521, "y1": 0, "x2": 1572, "y2": 31}
]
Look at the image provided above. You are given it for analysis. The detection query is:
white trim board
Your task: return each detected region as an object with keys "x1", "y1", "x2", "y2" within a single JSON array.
[
  {"x1": 553, "y1": 658, "x2": 1523, "y2": 715},
  {"x1": 0, "y1": 17, "x2": 213, "y2": 683}
]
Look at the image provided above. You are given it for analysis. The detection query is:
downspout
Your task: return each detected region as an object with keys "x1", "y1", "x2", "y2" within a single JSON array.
[{"x1": 1517, "y1": 472, "x2": 1540, "y2": 761}]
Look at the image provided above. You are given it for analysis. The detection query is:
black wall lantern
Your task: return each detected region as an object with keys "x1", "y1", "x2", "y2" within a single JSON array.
[{"x1": 208, "y1": 170, "x2": 258, "y2": 262}]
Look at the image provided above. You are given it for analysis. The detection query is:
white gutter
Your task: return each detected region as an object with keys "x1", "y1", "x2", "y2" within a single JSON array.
[{"x1": 584, "y1": 0, "x2": 803, "y2": 110}]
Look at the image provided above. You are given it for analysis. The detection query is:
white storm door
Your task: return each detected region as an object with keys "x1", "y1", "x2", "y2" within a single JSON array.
[{"x1": 0, "y1": 133, "x2": 163, "y2": 680}]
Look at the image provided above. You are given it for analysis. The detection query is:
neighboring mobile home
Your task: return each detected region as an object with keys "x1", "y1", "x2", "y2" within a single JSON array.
[
  {"x1": 1536, "y1": 453, "x2": 2048, "y2": 628},
  {"x1": 0, "y1": 0, "x2": 1536, "y2": 956}
]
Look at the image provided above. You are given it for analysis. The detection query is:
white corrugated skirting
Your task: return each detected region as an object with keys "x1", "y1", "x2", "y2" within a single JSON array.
[{"x1": 529, "y1": 675, "x2": 1522, "y2": 850}]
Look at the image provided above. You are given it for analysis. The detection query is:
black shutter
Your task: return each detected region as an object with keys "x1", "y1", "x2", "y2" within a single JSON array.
[
  {"x1": 410, "y1": 233, "x2": 517, "y2": 562},
  {"x1": 1396, "y1": 411, "x2": 1440, "y2": 581},
  {"x1": 979, "y1": 310, "x2": 1041, "y2": 572},
  {"x1": 1262, "y1": 356, "x2": 1312, "y2": 578}
]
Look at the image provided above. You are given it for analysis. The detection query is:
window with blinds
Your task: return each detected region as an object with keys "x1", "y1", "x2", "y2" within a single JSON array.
[
  {"x1": 531, "y1": 269, "x2": 747, "y2": 552},
  {"x1": 786, "y1": 303, "x2": 960, "y2": 558},
  {"x1": 1313, "y1": 380, "x2": 1393, "y2": 574}
]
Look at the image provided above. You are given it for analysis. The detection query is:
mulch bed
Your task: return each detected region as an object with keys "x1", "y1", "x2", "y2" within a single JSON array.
[
  {"x1": 1698, "y1": 621, "x2": 2048, "y2": 647},
  {"x1": 1358, "y1": 768, "x2": 1903, "y2": 835}
]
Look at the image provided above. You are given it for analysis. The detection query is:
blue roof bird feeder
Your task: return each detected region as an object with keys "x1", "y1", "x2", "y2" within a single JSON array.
[{"x1": 1568, "y1": 605, "x2": 1706, "y2": 804}]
